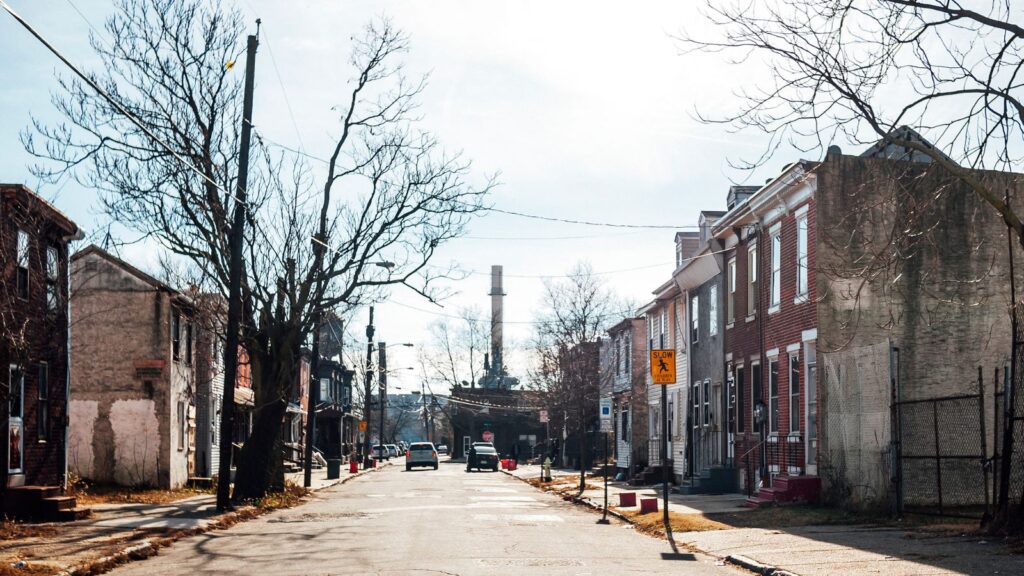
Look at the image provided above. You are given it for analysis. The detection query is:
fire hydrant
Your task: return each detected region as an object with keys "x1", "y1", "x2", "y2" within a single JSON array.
[{"x1": 542, "y1": 457, "x2": 552, "y2": 482}]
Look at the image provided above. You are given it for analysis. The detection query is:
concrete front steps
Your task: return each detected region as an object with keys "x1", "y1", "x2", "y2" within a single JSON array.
[
  {"x1": 2, "y1": 485, "x2": 91, "y2": 522},
  {"x1": 744, "y1": 475, "x2": 821, "y2": 508},
  {"x1": 629, "y1": 465, "x2": 670, "y2": 486},
  {"x1": 674, "y1": 466, "x2": 738, "y2": 495}
]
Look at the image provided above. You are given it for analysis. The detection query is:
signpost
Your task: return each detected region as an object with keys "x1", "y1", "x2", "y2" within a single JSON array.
[
  {"x1": 539, "y1": 410, "x2": 548, "y2": 423},
  {"x1": 482, "y1": 430, "x2": 494, "y2": 443},
  {"x1": 599, "y1": 397, "x2": 613, "y2": 433},
  {"x1": 358, "y1": 420, "x2": 368, "y2": 433},
  {"x1": 650, "y1": 349, "x2": 676, "y2": 535}
]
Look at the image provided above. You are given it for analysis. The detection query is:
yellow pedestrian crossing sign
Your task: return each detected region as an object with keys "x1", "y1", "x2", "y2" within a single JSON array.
[{"x1": 650, "y1": 350, "x2": 676, "y2": 384}]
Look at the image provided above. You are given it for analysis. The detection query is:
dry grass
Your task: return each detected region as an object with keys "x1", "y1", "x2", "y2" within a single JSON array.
[
  {"x1": 0, "y1": 562, "x2": 59, "y2": 576},
  {"x1": 0, "y1": 520, "x2": 57, "y2": 541},
  {"x1": 621, "y1": 509, "x2": 730, "y2": 537},
  {"x1": 71, "y1": 482, "x2": 215, "y2": 506}
]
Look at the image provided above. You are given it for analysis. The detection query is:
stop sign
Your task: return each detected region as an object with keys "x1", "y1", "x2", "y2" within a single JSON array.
[{"x1": 482, "y1": 431, "x2": 494, "y2": 443}]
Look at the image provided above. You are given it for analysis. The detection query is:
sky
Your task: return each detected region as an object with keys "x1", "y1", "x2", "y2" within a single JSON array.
[{"x1": 0, "y1": 0, "x2": 815, "y2": 393}]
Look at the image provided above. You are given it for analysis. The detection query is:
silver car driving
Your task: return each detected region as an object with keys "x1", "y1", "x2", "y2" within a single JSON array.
[{"x1": 405, "y1": 442, "x2": 439, "y2": 470}]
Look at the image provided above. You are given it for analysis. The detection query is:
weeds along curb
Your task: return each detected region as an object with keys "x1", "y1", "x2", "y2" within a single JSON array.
[
  {"x1": 58, "y1": 462, "x2": 391, "y2": 576},
  {"x1": 499, "y1": 470, "x2": 634, "y2": 525}
]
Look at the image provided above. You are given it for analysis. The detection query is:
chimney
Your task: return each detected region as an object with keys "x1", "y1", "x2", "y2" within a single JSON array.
[{"x1": 489, "y1": 265, "x2": 505, "y2": 375}]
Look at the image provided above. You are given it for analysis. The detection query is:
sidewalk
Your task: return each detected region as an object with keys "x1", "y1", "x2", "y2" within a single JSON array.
[
  {"x1": 2, "y1": 462, "x2": 391, "y2": 575},
  {"x1": 505, "y1": 464, "x2": 1024, "y2": 575}
]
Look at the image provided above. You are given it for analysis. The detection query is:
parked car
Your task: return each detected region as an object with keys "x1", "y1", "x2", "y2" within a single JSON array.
[
  {"x1": 397, "y1": 441, "x2": 408, "y2": 452},
  {"x1": 386, "y1": 444, "x2": 400, "y2": 458},
  {"x1": 406, "y1": 442, "x2": 439, "y2": 471},
  {"x1": 372, "y1": 445, "x2": 390, "y2": 460},
  {"x1": 435, "y1": 444, "x2": 448, "y2": 455},
  {"x1": 466, "y1": 445, "x2": 499, "y2": 472}
]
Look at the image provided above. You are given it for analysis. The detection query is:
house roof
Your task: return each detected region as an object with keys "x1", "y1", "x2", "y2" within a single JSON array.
[
  {"x1": 0, "y1": 183, "x2": 81, "y2": 237},
  {"x1": 72, "y1": 243, "x2": 182, "y2": 296}
]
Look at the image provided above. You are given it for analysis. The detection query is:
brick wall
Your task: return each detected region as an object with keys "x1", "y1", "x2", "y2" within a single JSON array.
[
  {"x1": 759, "y1": 196, "x2": 818, "y2": 476},
  {"x1": 0, "y1": 185, "x2": 75, "y2": 490}
]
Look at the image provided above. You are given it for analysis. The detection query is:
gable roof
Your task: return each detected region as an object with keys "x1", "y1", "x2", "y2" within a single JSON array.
[
  {"x1": 72, "y1": 244, "x2": 178, "y2": 294},
  {"x1": 0, "y1": 183, "x2": 81, "y2": 237}
]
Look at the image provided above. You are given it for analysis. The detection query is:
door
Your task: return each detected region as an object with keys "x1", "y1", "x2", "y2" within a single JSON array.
[
  {"x1": 8, "y1": 366, "x2": 24, "y2": 479},
  {"x1": 804, "y1": 342, "x2": 818, "y2": 475}
]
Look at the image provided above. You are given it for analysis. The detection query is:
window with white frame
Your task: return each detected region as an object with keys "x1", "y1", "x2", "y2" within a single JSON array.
[
  {"x1": 727, "y1": 258, "x2": 736, "y2": 323},
  {"x1": 709, "y1": 284, "x2": 718, "y2": 336},
  {"x1": 16, "y1": 230, "x2": 29, "y2": 299},
  {"x1": 770, "y1": 231, "x2": 781, "y2": 308},
  {"x1": 691, "y1": 296, "x2": 699, "y2": 343},
  {"x1": 796, "y1": 213, "x2": 809, "y2": 297},
  {"x1": 748, "y1": 246, "x2": 758, "y2": 315},
  {"x1": 789, "y1": 354, "x2": 801, "y2": 433},
  {"x1": 659, "y1": 310, "x2": 667, "y2": 348},
  {"x1": 37, "y1": 363, "x2": 48, "y2": 440},
  {"x1": 46, "y1": 246, "x2": 58, "y2": 311}
]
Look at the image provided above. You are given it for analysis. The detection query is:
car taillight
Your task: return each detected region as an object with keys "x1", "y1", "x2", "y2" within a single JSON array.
[
  {"x1": 406, "y1": 451, "x2": 410, "y2": 458},
  {"x1": 432, "y1": 451, "x2": 437, "y2": 458}
]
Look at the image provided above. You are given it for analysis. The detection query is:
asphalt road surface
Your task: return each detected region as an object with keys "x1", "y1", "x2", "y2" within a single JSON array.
[{"x1": 109, "y1": 458, "x2": 740, "y2": 575}]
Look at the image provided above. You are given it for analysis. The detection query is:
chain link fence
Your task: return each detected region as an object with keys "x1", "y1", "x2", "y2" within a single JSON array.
[{"x1": 895, "y1": 393, "x2": 989, "y2": 517}]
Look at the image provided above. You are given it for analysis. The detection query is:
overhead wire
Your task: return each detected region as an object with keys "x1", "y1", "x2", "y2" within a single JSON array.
[{"x1": 2, "y1": 0, "x2": 251, "y2": 208}]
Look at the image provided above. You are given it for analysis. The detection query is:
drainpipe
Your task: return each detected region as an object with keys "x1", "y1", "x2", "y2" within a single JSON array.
[{"x1": 62, "y1": 228, "x2": 85, "y2": 493}]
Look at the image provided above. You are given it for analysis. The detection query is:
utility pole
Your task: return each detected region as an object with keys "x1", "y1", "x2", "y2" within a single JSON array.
[
  {"x1": 362, "y1": 307, "x2": 374, "y2": 467},
  {"x1": 216, "y1": 22, "x2": 259, "y2": 511},
  {"x1": 378, "y1": 342, "x2": 388, "y2": 448},
  {"x1": 421, "y1": 380, "x2": 429, "y2": 441}
]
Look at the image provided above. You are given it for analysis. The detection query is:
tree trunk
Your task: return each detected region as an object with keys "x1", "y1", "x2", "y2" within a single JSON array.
[{"x1": 232, "y1": 322, "x2": 301, "y2": 501}]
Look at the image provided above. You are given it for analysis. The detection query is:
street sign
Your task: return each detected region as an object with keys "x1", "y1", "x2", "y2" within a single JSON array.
[
  {"x1": 482, "y1": 431, "x2": 494, "y2": 443},
  {"x1": 650, "y1": 349, "x2": 676, "y2": 384},
  {"x1": 539, "y1": 410, "x2": 549, "y2": 423},
  {"x1": 599, "y1": 397, "x2": 612, "y2": 432},
  {"x1": 358, "y1": 420, "x2": 368, "y2": 432}
]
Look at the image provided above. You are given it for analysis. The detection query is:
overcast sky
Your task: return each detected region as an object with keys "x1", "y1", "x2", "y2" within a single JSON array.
[{"x1": 0, "y1": 0, "x2": 819, "y2": 391}]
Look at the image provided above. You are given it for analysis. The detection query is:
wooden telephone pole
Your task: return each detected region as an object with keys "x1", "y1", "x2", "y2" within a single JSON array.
[{"x1": 216, "y1": 23, "x2": 259, "y2": 511}]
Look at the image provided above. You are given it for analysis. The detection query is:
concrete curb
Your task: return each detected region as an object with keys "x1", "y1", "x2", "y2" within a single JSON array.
[
  {"x1": 54, "y1": 460, "x2": 394, "y2": 576},
  {"x1": 723, "y1": 554, "x2": 799, "y2": 576},
  {"x1": 499, "y1": 469, "x2": 634, "y2": 525},
  {"x1": 502, "y1": 470, "x2": 802, "y2": 576}
]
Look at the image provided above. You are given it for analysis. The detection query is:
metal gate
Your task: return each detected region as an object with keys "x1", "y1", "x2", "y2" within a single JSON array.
[{"x1": 894, "y1": 392, "x2": 990, "y2": 518}]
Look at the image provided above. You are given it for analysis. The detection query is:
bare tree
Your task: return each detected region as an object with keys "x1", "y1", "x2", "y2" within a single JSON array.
[
  {"x1": 418, "y1": 305, "x2": 488, "y2": 391},
  {"x1": 25, "y1": 0, "x2": 492, "y2": 500},
  {"x1": 528, "y1": 262, "x2": 621, "y2": 491},
  {"x1": 681, "y1": 0, "x2": 1024, "y2": 245}
]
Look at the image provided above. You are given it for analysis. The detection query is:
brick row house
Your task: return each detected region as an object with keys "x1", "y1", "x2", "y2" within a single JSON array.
[
  {"x1": 712, "y1": 168, "x2": 821, "y2": 503},
  {"x1": 602, "y1": 317, "x2": 647, "y2": 477},
  {"x1": 0, "y1": 184, "x2": 86, "y2": 521}
]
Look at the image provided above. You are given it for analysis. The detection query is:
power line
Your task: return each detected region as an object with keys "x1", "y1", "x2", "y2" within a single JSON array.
[
  {"x1": 3, "y1": 0, "x2": 250, "y2": 208},
  {"x1": 236, "y1": 3, "x2": 306, "y2": 153},
  {"x1": 256, "y1": 135, "x2": 702, "y2": 231}
]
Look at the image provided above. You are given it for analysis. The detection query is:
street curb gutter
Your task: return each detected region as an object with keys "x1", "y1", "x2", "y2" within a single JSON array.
[
  {"x1": 501, "y1": 470, "x2": 801, "y2": 576},
  {"x1": 499, "y1": 469, "x2": 634, "y2": 525},
  {"x1": 56, "y1": 461, "x2": 392, "y2": 576}
]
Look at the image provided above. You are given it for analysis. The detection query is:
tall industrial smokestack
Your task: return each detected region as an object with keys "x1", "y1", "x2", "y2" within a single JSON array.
[{"x1": 489, "y1": 265, "x2": 505, "y2": 375}]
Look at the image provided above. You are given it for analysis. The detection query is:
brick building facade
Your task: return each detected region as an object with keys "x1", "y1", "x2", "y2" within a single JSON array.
[
  {"x1": 69, "y1": 245, "x2": 197, "y2": 488},
  {"x1": 0, "y1": 184, "x2": 81, "y2": 501}
]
